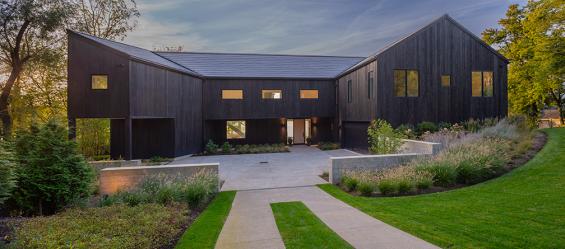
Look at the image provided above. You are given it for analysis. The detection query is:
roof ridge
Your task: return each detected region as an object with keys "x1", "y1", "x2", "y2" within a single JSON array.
[{"x1": 155, "y1": 51, "x2": 365, "y2": 59}]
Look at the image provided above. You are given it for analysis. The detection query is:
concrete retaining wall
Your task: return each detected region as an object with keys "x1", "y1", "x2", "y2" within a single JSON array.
[
  {"x1": 329, "y1": 140, "x2": 441, "y2": 184},
  {"x1": 99, "y1": 163, "x2": 219, "y2": 195},
  {"x1": 89, "y1": 160, "x2": 142, "y2": 173}
]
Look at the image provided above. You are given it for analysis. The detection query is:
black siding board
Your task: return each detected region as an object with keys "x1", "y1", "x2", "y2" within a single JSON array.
[{"x1": 204, "y1": 79, "x2": 335, "y2": 120}]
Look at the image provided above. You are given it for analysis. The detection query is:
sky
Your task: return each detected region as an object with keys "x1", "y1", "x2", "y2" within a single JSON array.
[{"x1": 124, "y1": 0, "x2": 526, "y2": 57}]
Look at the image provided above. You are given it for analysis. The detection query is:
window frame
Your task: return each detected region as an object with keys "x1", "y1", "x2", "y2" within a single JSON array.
[
  {"x1": 226, "y1": 120, "x2": 246, "y2": 139},
  {"x1": 299, "y1": 89, "x2": 319, "y2": 99},
  {"x1": 347, "y1": 80, "x2": 352, "y2": 103},
  {"x1": 221, "y1": 89, "x2": 244, "y2": 100},
  {"x1": 91, "y1": 74, "x2": 108, "y2": 90},
  {"x1": 261, "y1": 89, "x2": 282, "y2": 100},
  {"x1": 393, "y1": 69, "x2": 419, "y2": 97},
  {"x1": 471, "y1": 71, "x2": 494, "y2": 97}
]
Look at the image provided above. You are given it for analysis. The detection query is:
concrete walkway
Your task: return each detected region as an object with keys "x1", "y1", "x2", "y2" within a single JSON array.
[
  {"x1": 215, "y1": 186, "x2": 439, "y2": 249},
  {"x1": 172, "y1": 146, "x2": 358, "y2": 191}
]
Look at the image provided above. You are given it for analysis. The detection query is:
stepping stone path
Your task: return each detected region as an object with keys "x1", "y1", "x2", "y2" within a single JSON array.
[{"x1": 215, "y1": 186, "x2": 439, "y2": 249}]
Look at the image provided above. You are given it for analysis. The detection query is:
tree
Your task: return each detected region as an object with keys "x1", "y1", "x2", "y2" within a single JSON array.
[
  {"x1": 70, "y1": 0, "x2": 139, "y2": 40},
  {"x1": 0, "y1": 140, "x2": 16, "y2": 206},
  {"x1": 0, "y1": 0, "x2": 69, "y2": 138},
  {"x1": 11, "y1": 120, "x2": 94, "y2": 215},
  {"x1": 483, "y1": 0, "x2": 565, "y2": 125}
]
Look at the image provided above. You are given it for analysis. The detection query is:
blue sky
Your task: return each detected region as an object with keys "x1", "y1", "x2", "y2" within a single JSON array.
[{"x1": 124, "y1": 0, "x2": 525, "y2": 57}]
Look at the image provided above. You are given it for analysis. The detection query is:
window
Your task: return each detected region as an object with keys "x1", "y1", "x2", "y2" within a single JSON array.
[
  {"x1": 300, "y1": 90, "x2": 318, "y2": 99},
  {"x1": 394, "y1": 69, "x2": 419, "y2": 97},
  {"x1": 222, "y1": 90, "x2": 243, "y2": 99},
  {"x1": 368, "y1": 71, "x2": 374, "y2": 99},
  {"x1": 347, "y1": 80, "x2": 352, "y2": 103},
  {"x1": 91, "y1": 75, "x2": 108, "y2": 89},
  {"x1": 262, "y1": 89, "x2": 282, "y2": 99},
  {"x1": 226, "y1": 120, "x2": 245, "y2": 139},
  {"x1": 472, "y1": 71, "x2": 494, "y2": 97},
  {"x1": 441, "y1": 75, "x2": 451, "y2": 87}
]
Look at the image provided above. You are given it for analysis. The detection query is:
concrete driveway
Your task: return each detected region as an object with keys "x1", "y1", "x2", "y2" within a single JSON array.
[{"x1": 171, "y1": 145, "x2": 358, "y2": 191}]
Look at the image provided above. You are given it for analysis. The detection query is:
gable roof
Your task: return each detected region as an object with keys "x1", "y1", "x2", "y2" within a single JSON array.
[
  {"x1": 156, "y1": 52, "x2": 364, "y2": 79},
  {"x1": 337, "y1": 14, "x2": 509, "y2": 77},
  {"x1": 70, "y1": 31, "x2": 201, "y2": 76}
]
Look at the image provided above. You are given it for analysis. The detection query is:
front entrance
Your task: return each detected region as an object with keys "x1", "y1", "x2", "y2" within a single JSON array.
[{"x1": 287, "y1": 118, "x2": 311, "y2": 144}]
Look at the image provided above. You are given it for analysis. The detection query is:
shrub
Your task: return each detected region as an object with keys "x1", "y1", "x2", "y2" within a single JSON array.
[
  {"x1": 11, "y1": 120, "x2": 94, "y2": 215},
  {"x1": 341, "y1": 175, "x2": 358, "y2": 192},
  {"x1": 205, "y1": 140, "x2": 219, "y2": 154},
  {"x1": 397, "y1": 179, "x2": 413, "y2": 194},
  {"x1": 0, "y1": 141, "x2": 17, "y2": 206},
  {"x1": 438, "y1": 122, "x2": 452, "y2": 130},
  {"x1": 419, "y1": 162, "x2": 458, "y2": 187},
  {"x1": 395, "y1": 124, "x2": 416, "y2": 139},
  {"x1": 463, "y1": 118, "x2": 481, "y2": 132},
  {"x1": 221, "y1": 142, "x2": 231, "y2": 153},
  {"x1": 416, "y1": 121, "x2": 439, "y2": 135},
  {"x1": 368, "y1": 119, "x2": 405, "y2": 154},
  {"x1": 10, "y1": 203, "x2": 188, "y2": 249},
  {"x1": 377, "y1": 180, "x2": 397, "y2": 195},
  {"x1": 357, "y1": 181, "x2": 375, "y2": 196}
]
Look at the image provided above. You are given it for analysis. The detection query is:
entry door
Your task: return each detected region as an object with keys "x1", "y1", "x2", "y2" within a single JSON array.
[{"x1": 293, "y1": 119, "x2": 305, "y2": 144}]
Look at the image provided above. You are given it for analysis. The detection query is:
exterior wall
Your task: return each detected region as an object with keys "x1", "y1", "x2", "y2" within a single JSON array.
[
  {"x1": 67, "y1": 32, "x2": 130, "y2": 119},
  {"x1": 374, "y1": 17, "x2": 508, "y2": 126},
  {"x1": 203, "y1": 79, "x2": 335, "y2": 120},
  {"x1": 337, "y1": 61, "x2": 378, "y2": 122},
  {"x1": 129, "y1": 61, "x2": 204, "y2": 156},
  {"x1": 205, "y1": 118, "x2": 334, "y2": 145}
]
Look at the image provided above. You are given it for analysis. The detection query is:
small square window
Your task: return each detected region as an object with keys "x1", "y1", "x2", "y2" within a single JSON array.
[
  {"x1": 441, "y1": 75, "x2": 451, "y2": 87},
  {"x1": 91, "y1": 75, "x2": 108, "y2": 89},
  {"x1": 227, "y1": 120, "x2": 246, "y2": 139}
]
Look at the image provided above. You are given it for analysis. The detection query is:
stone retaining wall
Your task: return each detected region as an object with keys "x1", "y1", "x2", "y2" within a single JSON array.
[
  {"x1": 329, "y1": 139, "x2": 442, "y2": 184},
  {"x1": 99, "y1": 163, "x2": 219, "y2": 195}
]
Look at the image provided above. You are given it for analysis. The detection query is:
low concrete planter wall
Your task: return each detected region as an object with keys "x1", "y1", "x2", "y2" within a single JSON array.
[
  {"x1": 89, "y1": 160, "x2": 142, "y2": 173},
  {"x1": 99, "y1": 163, "x2": 219, "y2": 195},
  {"x1": 329, "y1": 140, "x2": 442, "y2": 184}
]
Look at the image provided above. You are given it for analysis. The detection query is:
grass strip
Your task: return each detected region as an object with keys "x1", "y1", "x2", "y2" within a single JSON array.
[
  {"x1": 319, "y1": 128, "x2": 565, "y2": 248},
  {"x1": 175, "y1": 191, "x2": 236, "y2": 249},
  {"x1": 271, "y1": 201, "x2": 354, "y2": 249}
]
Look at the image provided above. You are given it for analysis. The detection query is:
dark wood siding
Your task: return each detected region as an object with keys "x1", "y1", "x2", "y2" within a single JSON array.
[
  {"x1": 375, "y1": 17, "x2": 507, "y2": 126},
  {"x1": 129, "y1": 61, "x2": 203, "y2": 156},
  {"x1": 67, "y1": 33, "x2": 130, "y2": 119},
  {"x1": 337, "y1": 61, "x2": 378, "y2": 122},
  {"x1": 204, "y1": 79, "x2": 335, "y2": 120}
]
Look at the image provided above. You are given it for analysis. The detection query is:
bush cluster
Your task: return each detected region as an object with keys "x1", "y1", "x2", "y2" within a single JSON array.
[
  {"x1": 10, "y1": 203, "x2": 188, "y2": 249},
  {"x1": 203, "y1": 140, "x2": 288, "y2": 155},
  {"x1": 343, "y1": 118, "x2": 531, "y2": 196},
  {"x1": 4, "y1": 120, "x2": 94, "y2": 216},
  {"x1": 101, "y1": 170, "x2": 218, "y2": 210},
  {"x1": 0, "y1": 142, "x2": 17, "y2": 206},
  {"x1": 367, "y1": 119, "x2": 405, "y2": 154}
]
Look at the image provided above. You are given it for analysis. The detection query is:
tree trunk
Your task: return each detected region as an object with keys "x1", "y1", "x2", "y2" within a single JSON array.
[
  {"x1": 559, "y1": 104, "x2": 564, "y2": 126},
  {"x1": 0, "y1": 66, "x2": 21, "y2": 139}
]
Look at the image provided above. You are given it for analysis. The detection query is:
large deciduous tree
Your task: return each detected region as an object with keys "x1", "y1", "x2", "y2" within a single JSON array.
[
  {"x1": 483, "y1": 0, "x2": 564, "y2": 125},
  {"x1": 70, "y1": 0, "x2": 139, "y2": 40},
  {"x1": 0, "y1": 0, "x2": 69, "y2": 138}
]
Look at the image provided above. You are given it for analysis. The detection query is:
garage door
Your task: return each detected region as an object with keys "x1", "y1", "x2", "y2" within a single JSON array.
[{"x1": 342, "y1": 122, "x2": 369, "y2": 149}]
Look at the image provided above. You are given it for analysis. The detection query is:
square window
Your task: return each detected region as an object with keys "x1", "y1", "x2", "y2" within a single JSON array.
[
  {"x1": 227, "y1": 120, "x2": 246, "y2": 139},
  {"x1": 441, "y1": 75, "x2": 451, "y2": 87},
  {"x1": 91, "y1": 75, "x2": 108, "y2": 89}
]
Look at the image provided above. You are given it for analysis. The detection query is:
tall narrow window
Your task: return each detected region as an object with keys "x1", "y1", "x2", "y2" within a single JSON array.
[
  {"x1": 226, "y1": 120, "x2": 246, "y2": 139},
  {"x1": 368, "y1": 71, "x2": 374, "y2": 99},
  {"x1": 394, "y1": 69, "x2": 419, "y2": 97},
  {"x1": 347, "y1": 80, "x2": 352, "y2": 103},
  {"x1": 300, "y1": 90, "x2": 318, "y2": 99},
  {"x1": 262, "y1": 89, "x2": 282, "y2": 99},
  {"x1": 91, "y1": 75, "x2": 108, "y2": 89},
  {"x1": 222, "y1": 90, "x2": 243, "y2": 99},
  {"x1": 441, "y1": 75, "x2": 451, "y2": 87},
  {"x1": 472, "y1": 71, "x2": 494, "y2": 97}
]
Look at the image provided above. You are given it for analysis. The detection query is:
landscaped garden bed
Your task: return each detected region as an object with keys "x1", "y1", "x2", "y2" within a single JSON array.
[
  {"x1": 338, "y1": 117, "x2": 545, "y2": 197},
  {"x1": 198, "y1": 140, "x2": 289, "y2": 156}
]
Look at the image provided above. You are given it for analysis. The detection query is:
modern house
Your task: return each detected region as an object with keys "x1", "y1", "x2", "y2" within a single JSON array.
[{"x1": 67, "y1": 14, "x2": 508, "y2": 159}]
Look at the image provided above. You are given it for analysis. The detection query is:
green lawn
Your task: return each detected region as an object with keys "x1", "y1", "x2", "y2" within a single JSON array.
[
  {"x1": 271, "y1": 201, "x2": 354, "y2": 249},
  {"x1": 320, "y1": 128, "x2": 565, "y2": 248},
  {"x1": 175, "y1": 191, "x2": 236, "y2": 249}
]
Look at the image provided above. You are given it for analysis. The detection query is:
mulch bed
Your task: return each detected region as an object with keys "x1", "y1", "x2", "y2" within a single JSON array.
[{"x1": 341, "y1": 131, "x2": 548, "y2": 197}]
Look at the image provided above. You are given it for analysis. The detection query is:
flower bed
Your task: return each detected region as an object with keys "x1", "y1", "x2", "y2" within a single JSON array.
[
  {"x1": 201, "y1": 140, "x2": 289, "y2": 155},
  {"x1": 339, "y1": 119, "x2": 543, "y2": 197}
]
